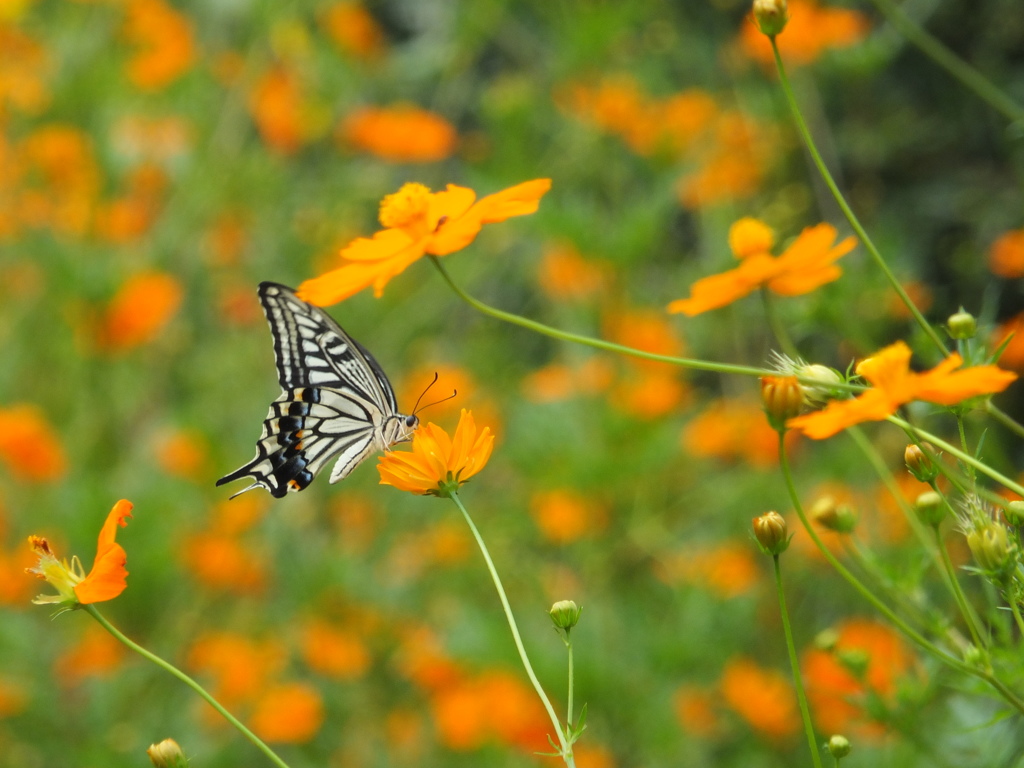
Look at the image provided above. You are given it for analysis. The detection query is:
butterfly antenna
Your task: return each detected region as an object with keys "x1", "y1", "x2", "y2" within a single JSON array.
[
  {"x1": 416, "y1": 389, "x2": 458, "y2": 414},
  {"x1": 412, "y1": 372, "x2": 440, "y2": 415}
]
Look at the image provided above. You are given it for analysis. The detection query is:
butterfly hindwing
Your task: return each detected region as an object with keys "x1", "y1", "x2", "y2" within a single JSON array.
[{"x1": 217, "y1": 283, "x2": 416, "y2": 498}]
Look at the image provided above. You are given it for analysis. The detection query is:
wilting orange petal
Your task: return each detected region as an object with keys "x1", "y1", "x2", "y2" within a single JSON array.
[{"x1": 73, "y1": 500, "x2": 133, "y2": 604}]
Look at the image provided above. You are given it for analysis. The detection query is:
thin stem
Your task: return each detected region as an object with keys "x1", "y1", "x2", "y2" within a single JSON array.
[
  {"x1": 986, "y1": 402, "x2": 1024, "y2": 442},
  {"x1": 933, "y1": 526, "x2": 987, "y2": 651},
  {"x1": 769, "y1": 38, "x2": 948, "y2": 356},
  {"x1": 84, "y1": 605, "x2": 291, "y2": 768},
  {"x1": 449, "y1": 492, "x2": 573, "y2": 763},
  {"x1": 567, "y1": 638, "x2": 575, "y2": 729},
  {"x1": 891, "y1": 416, "x2": 1024, "y2": 498},
  {"x1": 866, "y1": 0, "x2": 1024, "y2": 124},
  {"x1": 761, "y1": 287, "x2": 801, "y2": 359},
  {"x1": 1009, "y1": 599, "x2": 1024, "y2": 640},
  {"x1": 773, "y1": 554, "x2": 824, "y2": 768},
  {"x1": 956, "y1": 414, "x2": 977, "y2": 486},
  {"x1": 779, "y1": 435, "x2": 1024, "y2": 714}
]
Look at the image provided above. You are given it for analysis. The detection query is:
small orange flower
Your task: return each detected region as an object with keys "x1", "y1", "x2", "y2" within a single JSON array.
[
  {"x1": 673, "y1": 685, "x2": 722, "y2": 738},
  {"x1": 0, "y1": 25, "x2": 50, "y2": 117},
  {"x1": 248, "y1": 67, "x2": 309, "y2": 155},
  {"x1": 668, "y1": 218, "x2": 856, "y2": 315},
  {"x1": 739, "y1": 0, "x2": 869, "y2": 68},
  {"x1": 720, "y1": 657, "x2": 800, "y2": 739},
  {"x1": 657, "y1": 541, "x2": 761, "y2": 598},
  {"x1": 99, "y1": 271, "x2": 183, "y2": 351},
  {"x1": 188, "y1": 632, "x2": 287, "y2": 708},
  {"x1": 250, "y1": 682, "x2": 325, "y2": 744},
  {"x1": 301, "y1": 619, "x2": 371, "y2": 679},
  {"x1": 340, "y1": 104, "x2": 458, "y2": 162},
  {"x1": 0, "y1": 403, "x2": 67, "y2": 481},
  {"x1": 54, "y1": 624, "x2": 124, "y2": 684},
  {"x1": 681, "y1": 398, "x2": 783, "y2": 468},
  {"x1": 27, "y1": 499, "x2": 134, "y2": 608},
  {"x1": 297, "y1": 179, "x2": 551, "y2": 305},
  {"x1": 994, "y1": 312, "x2": 1024, "y2": 370},
  {"x1": 378, "y1": 409, "x2": 494, "y2": 496},
  {"x1": 320, "y1": 2, "x2": 385, "y2": 59},
  {"x1": 123, "y1": 0, "x2": 196, "y2": 91},
  {"x1": 789, "y1": 341, "x2": 1017, "y2": 439},
  {"x1": 154, "y1": 428, "x2": 209, "y2": 479},
  {"x1": 537, "y1": 241, "x2": 606, "y2": 301},
  {"x1": 521, "y1": 359, "x2": 615, "y2": 403},
  {"x1": 530, "y1": 489, "x2": 607, "y2": 544},
  {"x1": 989, "y1": 229, "x2": 1024, "y2": 278}
]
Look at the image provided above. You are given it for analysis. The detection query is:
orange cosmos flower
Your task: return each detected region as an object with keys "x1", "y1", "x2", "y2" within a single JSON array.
[
  {"x1": 789, "y1": 341, "x2": 1017, "y2": 439},
  {"x1": 720, "y1": 657, "x2": 800, "y2": 739},
  {"x1": 99, "y1": 271, "x2": 183, "y2": 351},
  {"x1": 301, "y1": 619, "x2": 371, "y2": 679},
  {"x1": 994, "y1": 312, "x2": 1024, "y2": 370},
  {"x1": 54, "y1": 624, "x2": 125, "y2": 684},
  {"x1": 340, "y1": 104, "x2": 458, "y2": 162},
  {"x1": 27, "y1": 499, "x2": 134, "y2": 608},
  {"x1": 378, "y1": 409, "x2": 494, "y2": 497},
  {"x1": 123, "y1": 0, "x2": 196, "y2": 91},
  {"x1": 530, "y1": 489, "x2": 607, "y2": 544},
  {"x1": 739, "y1": 0, "x2": 870, "y2": 68},
  {"x1": 250, "y1": 682, "x2": 325, "y2": 744},
  {"x1": 297, "y1": 179, "x2": 551, "y2": 306},
  {"x1": 0, "y1": 25, "x2": 50, "y2": 117},
  {"x1": 321, "y1": 2, "x2": 385, "y2": 59},
  {"x1": 248, "y1": 67, "x2": 310, "y2": 155},
  {"x1": 537, "y1": 241, "x2": 607, "y2": 301},
  {"x1": 0, "y1": 403, "x2": 67, "y2": 481},
  {"x1": 668, "y1": 218, "x2": 856, "y2": 316},
  {"x1": 989, "y1": 229, "x2": 1024, "y2": 278}
]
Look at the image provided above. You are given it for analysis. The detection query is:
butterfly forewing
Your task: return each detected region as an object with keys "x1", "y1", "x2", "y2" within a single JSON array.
[{"x1": 217, "y1": 283, "x2": 416, "y2": 498}]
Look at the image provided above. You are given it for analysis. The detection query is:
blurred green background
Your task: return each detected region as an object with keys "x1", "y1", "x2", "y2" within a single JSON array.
[{"x1": 2, "y1": 0, "x2": 1024, "y2": 766}]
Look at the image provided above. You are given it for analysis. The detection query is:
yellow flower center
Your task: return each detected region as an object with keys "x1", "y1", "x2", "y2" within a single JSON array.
[{"x1": 379, "y1": 182, "x2": 433, "y2": 230}]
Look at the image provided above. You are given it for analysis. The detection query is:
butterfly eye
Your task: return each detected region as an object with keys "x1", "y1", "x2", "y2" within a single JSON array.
[{"x1": 405, "y1": 415, "x2": 418, "y2": 428}]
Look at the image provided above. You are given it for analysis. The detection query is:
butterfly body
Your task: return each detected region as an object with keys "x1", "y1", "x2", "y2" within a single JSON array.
[{"x1": 217, "y1": 282, "x2": 417, "y2": 498}]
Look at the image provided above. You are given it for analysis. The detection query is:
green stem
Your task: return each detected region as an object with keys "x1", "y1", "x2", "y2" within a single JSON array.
[
  {"x1": 84, "y1": 605, "x2": 291, "y2": 768},
  {"x1": 761, "y1": 287, "x2": 801, "y2": 359},
  {"x1": 449, "y1": 492, "x2": 573, "y2": 763},
  {"x1": 773, "y1": 554, "x2": 823, "y2": 768},
  {"x1": 956, "y1": 414, "x2": 976, "y2": 486},
  {"x1": 933, "y1": 526, "x2": 987, "y2": 651},
  {"x1": 866, "y1": 0, "x2": 1024, "y2": 124},
  {"x1": 779, "y1": 435, "x2": 1024, "y2": 714},
  {"x1": 567, "y1": 639, "x2": 575, "y2": 729},
  {"x1": 1009, "y1": 599, "x2": 1024, "y2": 640},
  {"x1": 986, "y1": 402, "x2": 1024, "y2": 442},
  {"x1": 890, "y1": 416, "x2": 1024, "y2": 497},
  {"x1": 769, "y1": 38, "x2": 948, "y2": 356}
]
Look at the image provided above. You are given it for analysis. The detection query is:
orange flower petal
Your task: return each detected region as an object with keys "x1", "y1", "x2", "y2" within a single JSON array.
[
  {"x1": 787, "y1": 390, "x2": 896, "y2": 439},
  {"x1": 667, "y1": 254, "x2": 780, "y2": 316},
  {"x1": 427, "y1": 179, "x2": 551, "y2": 256},
  {"x1": 728, "y1": 217, "x2": 774, "y2": 259},
  {"x1": 73, "y1": 499, "x2": 133, "y2": 604}
]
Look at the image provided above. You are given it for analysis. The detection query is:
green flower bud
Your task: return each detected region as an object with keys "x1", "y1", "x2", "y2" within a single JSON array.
[
  {"x1": 914, "y1": 491, "x2": 945, "y2": 528},
  {"x1": 810, "y1": 495, "x2": 857, "y2": 534},
  {"x1": 760, "y1": 376, "x2": 803, "y2": 432},
  {"x1": 814, "y1": 628, "x2": 840, "y2": 652},
  {"x1": 904, "y1": 442, "x2": 939, "y2": 483},
  {"x1": 147, "y1": 739, "x2": 189, "y2": 768},
  {"x1": 752, "y1": 510, "x2": 790, "y2": 555},
  {"x1": 966, "y1": 523, "x2": 1013, "y2": 575},
  {"x1": 752, "y1": 0, "x2": 789, "y2": 37},
  {"x1": 549, "y1": 600, "x2": 582, "y2": 632},
  {"x1": 1005, "y1": 500, "x2": 1024, "y2": 527},
  {"x1": 827, "y1": 734, "x2": 851, "y2": 759},
  {"x1": 947, "y1": 309, "x2": 977, "y2": 340},
  {"x1": 796, "y1": 363, "x2": 843, "y2": 406}
]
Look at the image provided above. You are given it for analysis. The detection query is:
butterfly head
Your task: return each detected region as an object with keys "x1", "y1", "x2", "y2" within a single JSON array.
[{"x1": 387, "y1": 412, "x2": 419, "y2": 446}]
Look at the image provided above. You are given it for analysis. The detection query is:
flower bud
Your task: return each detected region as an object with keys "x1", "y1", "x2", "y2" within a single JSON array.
[
  {"x1": 548, "y1": 600, "x2": 582, "y2": 632},
  {"x1": 810, "y1": 495, "x2": 857, "y2": 534},
  {"x1": 914, "y1": 491, "x2": 945, "y2": 528},
  {"x1": 814, "y1": 628, "x2": 840, "y2": 652},
  {"x1": 827, "y1": 734, "x2": 851, "y2": 759},
  {"x1": 837, "y1": 648, "x2": 869, "y2": 680},
  {"x1": 966, "y1": 523, "x2": 1013, "y2": 575},
  {"x1": 147, "y1": 739, "x2": 189, "y2": 768},
  {"x1": 796, "y1": 364, "x2": 843, "y2": 406},
  {"x1": 760, "y1": 375, "x2": 802, "y2": 431},
  {"x1": 752, "y1": 0, "x2": 789, "y2": 37},
  {"x1": 947, "y1": 309, "x2": 977, "y2": 340},
  {"x1": 752, "y1": 511, "x2": 790, "y2": 555},
  {"x1": 904, "y1": 442, "x2": 939, "y2": 483},
  {"x1": 1005, "y1": 500, "x2": 1024, "y2": 527}
]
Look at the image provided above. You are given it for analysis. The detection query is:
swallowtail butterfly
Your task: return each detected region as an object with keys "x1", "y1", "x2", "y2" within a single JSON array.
[{"x1": 217, "y1": 282, "x2": 418, "y2": 498}]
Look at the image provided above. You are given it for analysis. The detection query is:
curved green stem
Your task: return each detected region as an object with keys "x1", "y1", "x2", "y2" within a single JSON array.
[
  {"x1": 773, "y1": 554, "x2": 823, "y2": 768},
  {"x1": 866, "y1": 0, "x2": 1024, "y2": 124},
  {"x1": 779, "y1": 436, "x2": 1024, "y2": 714},
  {"x1": 449, "y1": 492, "x2": 574, "y2": 765},
  {"x1": 84, "y1": 605, "x2": 291, "y2": 768},
  {"x1": 769, "y1": 39, "x2": 948, "y2": 356},
  {"x1": 933, "y1": 525, "x2": 987, "y2": 651},
  {"x1": 986, "y1": 403, "x2": 1024, "y2": 442},
  {"x1": 889, "y1": 416, "x2": 1024, "y2": 497}
]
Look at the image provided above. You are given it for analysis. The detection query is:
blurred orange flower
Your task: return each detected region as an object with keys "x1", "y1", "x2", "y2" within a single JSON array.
[
  {"x1": 559, "y1": 75, "x2": 661, "y2": 155},
  {"x1": 789, "y1": 341, "x2": 1017, "y2": 439},
  {"x1": 16, "y1": 125, "x2": 101, "y2": 237},
  {"x1": 341, "y1": 104, "x2": 458, "y2": 162},
  {"x1": 612, "y1": 371, "x2": 690, "y2": 420},
  {"x1": 298, "y1": 179, "x2": 550, "y2": 305},
  {"x1": 0, "y1": 24, "x2": 50, "y2": 118},
  {"x1": 720, "y1": 657, "x2": 799, "y2": 739},
  {"x1": 994, "y1": 312, "x2": 1024, "y2": 370},
  {"x1": 0, "y1": 403, "x2": 67, "y2": 481},
  {"x1": 431, "y1": 670, "x2": 548, "y2": 752},
  {"x1": 0, "y1": 678, "x2": 27, "y2": 717},
  {"x1": 249, "y1": 67, "x2": 309, "y2": 155},
  {"x1": 94, "y1": 164, "x2": 168, "y2": 244},
  {"x1": 739, "y1": 0, "x2": 869, "y2": 68},
  {"x1": 321, "y1": 2, "x2": 384, "y2": 59},
  {"x1": 681, "y1": 398, "x2": 783, "y2": 468},
  {"x1": 99, "y1": 271, "x2": 183, "y2": 351},
  {"x1": 123, "y1": 0, "x2": 196, "y2": 90},
  {"x1": 301, "y1": 619, "x2": 371, "y2": 679},
  {"x1": 673, "y1": 684, "x2": 722, "y2": 737},
  {"x1": 250, "y1": 682, "x2": 325, "y2": 744},
  {"x1": 521, "y1": 358, "x2": 614, "y2": 403},
  {"x1": 54, "y1": 624, "x2": 125, "y2": 684},
  {"x1": 181, "y1": 496, "x2": 268, "y2": 594},
  {"x1": 28, "y1": 499, "x2": 134, "y2": 607},
  {"x1": 989, "y1": 229, "x2": 1024, "y2": 278},
  {"x1": 188, "y1": 632, "x2": 287, "y2": 707},
  {"x1": 154, "y1": 428, "x2": 209, "y2": 479},
  {"x1": 803, "y1": 618, "x2": 917, "y2": 740},
  {"x1": 537, "y1": 241, "x2": 607, "y2": 301},
  {"x1": 658, "y1": 541, "x2": 761, "y2": 598},
  {"x1": 668, "y1": 218, "x2": 856, "y2": 315},
  {"x1": 530, "y1": 489, "x2": 607, "y2": 544},
  {"x1": 378, "y1": 409, "x2": 494, "y2": 496}
]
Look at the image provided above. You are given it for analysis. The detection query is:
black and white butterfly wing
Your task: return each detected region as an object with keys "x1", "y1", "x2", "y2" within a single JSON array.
[{"x1": 217, "y1": 282, "x2": 405, "y2": 498}]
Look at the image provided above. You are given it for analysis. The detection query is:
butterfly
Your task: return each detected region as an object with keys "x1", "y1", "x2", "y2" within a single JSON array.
[{"x1": 217, "y1": 282, "x2": 419, "y2": 498}]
